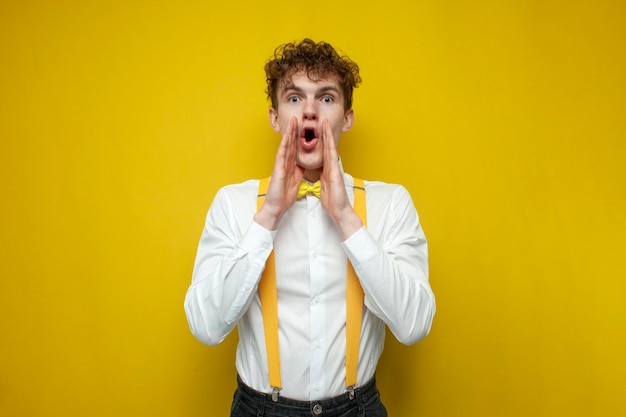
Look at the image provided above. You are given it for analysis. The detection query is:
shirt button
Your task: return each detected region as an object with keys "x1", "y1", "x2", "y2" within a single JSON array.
[
  {"x1": 314, "y1": 384, "x2": 320, "y2": 391},
  {"x1": 312, "y1": 404, "x2": 323, "y2": 415}
]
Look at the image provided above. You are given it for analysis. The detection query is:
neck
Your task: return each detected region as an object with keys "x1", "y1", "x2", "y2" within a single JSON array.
[{"x1": 303, "y1": 168, "x2": 323, "y2": 183}]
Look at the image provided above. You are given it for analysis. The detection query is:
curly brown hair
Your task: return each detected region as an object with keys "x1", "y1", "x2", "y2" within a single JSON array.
[{"x1": 264, "y1": 39, "x2": 361, "y2": 111}]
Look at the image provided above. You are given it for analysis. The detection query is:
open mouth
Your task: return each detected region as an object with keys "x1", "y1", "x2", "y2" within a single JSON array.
[{"x1": 304, "y1": 129, "x2": 316, "y2": 142}]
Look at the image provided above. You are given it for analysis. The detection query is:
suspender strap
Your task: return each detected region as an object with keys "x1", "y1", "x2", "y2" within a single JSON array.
[
  {"x1": 346, "y1": 177, "x2": 366, "y2": 389},
  {"x1": 256, "y1": 177, "x2": 282, "y2": 391},
  {"x1": 256, "y1": 177, "x2": 367, "y2": 396}
]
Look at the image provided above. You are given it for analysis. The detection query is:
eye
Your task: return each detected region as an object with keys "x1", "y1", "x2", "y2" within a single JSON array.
[
  {"x1": 288, "y1": 96, "x2": 300, "y2": 103},
  {"x1": 321, "y1": 96, "x2": 334, "y2": 104}
]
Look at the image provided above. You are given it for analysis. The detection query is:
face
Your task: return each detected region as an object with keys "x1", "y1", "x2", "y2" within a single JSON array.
[{"x1": 269, "y1": 71, "x2": 354, "y2": 180}]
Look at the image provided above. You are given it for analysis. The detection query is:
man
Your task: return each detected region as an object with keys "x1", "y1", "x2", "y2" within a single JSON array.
[{"x1": 185, "y1": 39, "x2": 435, "y2": 417}]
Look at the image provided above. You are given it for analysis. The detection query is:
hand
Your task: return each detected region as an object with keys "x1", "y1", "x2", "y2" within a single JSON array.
[
  {"x1": 254, "y1": 117, "x2": 304, "y2": 230},
  {"x1": 319, "y1": 120, "x2": 363, "y2": 240}
]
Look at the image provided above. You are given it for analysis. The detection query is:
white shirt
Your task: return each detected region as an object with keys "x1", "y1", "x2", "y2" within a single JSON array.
[{"x1": 184, "y1": 168, "x2": 435, "y2": 401}]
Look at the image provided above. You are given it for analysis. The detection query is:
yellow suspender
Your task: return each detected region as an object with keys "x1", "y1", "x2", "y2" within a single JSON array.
[
  {"x1": 256, "y1": 177, "x2": 282, "y2": 392},
  {"x1": 346, "y1": 178, "x2": 366, "y2": 389},
  {"x1": 256, "y1": 177, "x2": 366, "y2": 398}
]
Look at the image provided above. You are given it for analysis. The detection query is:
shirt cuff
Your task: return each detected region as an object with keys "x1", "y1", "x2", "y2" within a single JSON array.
[
  {"x1": 341, "y1": 226, "x2": 379, "y2": 266},
  {"x1": 239, "y1": 220, "x2": 275, "y2": 263}
]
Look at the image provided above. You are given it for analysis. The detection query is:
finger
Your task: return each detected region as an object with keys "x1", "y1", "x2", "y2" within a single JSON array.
[
  {"x1": 285, "y1": 117, "x2": 298, "y2": 171},
  {"x1": 290, "y1": 117, "x2": 304, "y2": 179},
  {"x1": 321, "y1": 120, "x2": 329, "y2": 167},
  {"x1": 275, "y1": 119, "x2": 292, "y2": 167},
  {"x1": 320, "y1": 120, "x2": 329, "y2": 182},
  {"x1": 283, "y1": 117, "x2": 303, "y2": 187},
  {"x1": 322, "y1": 120, "x2": 338, "y2": 175}
]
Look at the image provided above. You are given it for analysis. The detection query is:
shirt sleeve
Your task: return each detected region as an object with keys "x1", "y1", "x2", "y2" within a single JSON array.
[
  {"x1": 341, "y1": 184, "x2": 436, "y2": 345},
  {"x1": 184, "y1": 185, "x2": 274, "y2": 346}
]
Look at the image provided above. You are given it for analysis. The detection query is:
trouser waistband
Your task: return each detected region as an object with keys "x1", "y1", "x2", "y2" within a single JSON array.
[{"x1": 234, "y1": 375, "x2": 380, "y2": 417}]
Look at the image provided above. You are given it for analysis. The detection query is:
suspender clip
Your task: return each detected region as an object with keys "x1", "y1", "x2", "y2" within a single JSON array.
[
  {"x1": 271, "y1": 387, "x2": 280, "y2": 402},
  {"x1": 347, "y1": 385, "x2": 356, "y2": 400}
]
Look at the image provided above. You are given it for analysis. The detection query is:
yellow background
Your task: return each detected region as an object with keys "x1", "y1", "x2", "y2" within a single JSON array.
[{"x1": 1, "y1": 1, "x2": 625, "y2": 416}]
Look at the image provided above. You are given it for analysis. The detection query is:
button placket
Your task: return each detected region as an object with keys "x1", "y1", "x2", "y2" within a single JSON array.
[{"x1": 308, "y1": 194, "x2": 327, "y2": 400}]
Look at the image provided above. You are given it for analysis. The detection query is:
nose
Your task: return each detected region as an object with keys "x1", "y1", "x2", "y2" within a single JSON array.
[{"x1": 303, "y1": 99, "x2": 318, "y2": 120}]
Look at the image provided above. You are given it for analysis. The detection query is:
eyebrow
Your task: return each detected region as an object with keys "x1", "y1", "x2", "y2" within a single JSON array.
[{"x1": 281, "y1": 84, "x2": 341, "y2": 97}]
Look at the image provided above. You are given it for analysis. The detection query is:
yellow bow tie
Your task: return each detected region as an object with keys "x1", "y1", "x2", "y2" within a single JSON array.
[{"x1": 297, "y1": 181, "x2": 321, "y2": 198}]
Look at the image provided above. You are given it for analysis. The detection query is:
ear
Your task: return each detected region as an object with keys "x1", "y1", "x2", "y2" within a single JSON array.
[
  {"x1": 342, "y1": 109, "x2": 354, "y2": 132},
  {"x1": 269, "y1": 107, "x2": 280, "y2": 133}
]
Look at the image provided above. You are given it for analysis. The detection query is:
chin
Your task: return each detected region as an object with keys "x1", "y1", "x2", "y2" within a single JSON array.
[{"x1": 296, "y1": 155, "x2": 323, "y2": 171}]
